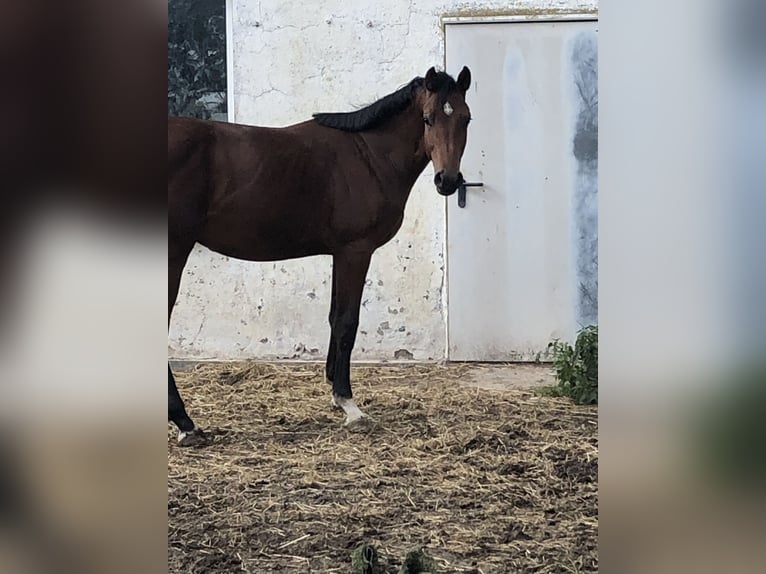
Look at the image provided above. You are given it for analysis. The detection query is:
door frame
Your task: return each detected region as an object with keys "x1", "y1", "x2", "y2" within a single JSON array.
[
  {"x1": 442, "y1": 12, "x2": 598, "y2": 26},
  {"x1": 442, "y1": 15, "x2": 599, "y2": 361}
]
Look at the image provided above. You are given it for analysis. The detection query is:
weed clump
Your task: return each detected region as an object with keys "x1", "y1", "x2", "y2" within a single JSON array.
[
  {"x1": 351, "y1": 543, "x2": 382, "y2": 574},
  {"x1": 398, "y1": 548, "x2": 438, "y2": 573},
  {"x1": 546, "y1": 325, "x2": 598, "y2": 404}
]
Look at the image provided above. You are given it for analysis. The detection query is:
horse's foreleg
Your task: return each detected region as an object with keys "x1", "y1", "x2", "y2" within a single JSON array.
[
  {"x1": 329, "y1": 249, "x2": 372, "y2": 426},
  {"x1": 325, "y1": 260, "x2": 337, "y2": 389}
]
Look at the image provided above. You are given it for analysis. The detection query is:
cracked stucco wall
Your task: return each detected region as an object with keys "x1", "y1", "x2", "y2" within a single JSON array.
[{"x1": 169, "y1": 0, "x2": 597, "y2": 361}]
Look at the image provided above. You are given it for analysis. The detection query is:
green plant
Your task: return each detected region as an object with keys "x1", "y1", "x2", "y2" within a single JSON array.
[
  {"x1": 398, "y1": 548, "x2": 438, "y2": 574},
  {"x1": 351, "y1": 543, "x2": 382, "y2": 574},
  {"x1": 168, "y1": 0, "x2": 227, "y2": 119},
  {"x1": 546, "y1": 325, "x2": 598, "y2": 405}
]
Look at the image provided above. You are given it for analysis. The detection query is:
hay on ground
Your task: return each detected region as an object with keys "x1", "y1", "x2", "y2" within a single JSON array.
[{"x1": 168, "y1": 362, "x2": 598, "y2": 573}]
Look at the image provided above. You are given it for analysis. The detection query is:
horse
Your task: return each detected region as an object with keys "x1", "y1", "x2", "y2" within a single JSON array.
[{"x1": 168, "y1": 66, "x2": 472, "y2": 445}]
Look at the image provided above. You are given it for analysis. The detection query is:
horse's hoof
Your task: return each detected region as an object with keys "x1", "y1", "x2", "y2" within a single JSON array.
[
  {"x1": 343, "y1": 414, "x2": 376, "y2": 431},
  {"x1": 177, "y1": 428, "x2": 208, "y2": 447}
]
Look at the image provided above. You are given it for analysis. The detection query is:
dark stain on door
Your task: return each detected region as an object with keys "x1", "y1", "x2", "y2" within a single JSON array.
[{"x1": 570, "y1": 31, "x2": 598, "y2": 326}]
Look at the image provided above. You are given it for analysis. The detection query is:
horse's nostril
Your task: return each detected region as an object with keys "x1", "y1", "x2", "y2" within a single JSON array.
[{"x1": 434, "y1": 171, "x2": 444, "y2": 186}]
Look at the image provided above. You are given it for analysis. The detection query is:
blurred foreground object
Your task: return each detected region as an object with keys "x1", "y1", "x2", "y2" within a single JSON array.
[
  {"x1": 0, "y1": 1, "x2": 166, "y2": 573},
  {"x1": 601, "y1": 0, "x2": 766, "y2": 572}
]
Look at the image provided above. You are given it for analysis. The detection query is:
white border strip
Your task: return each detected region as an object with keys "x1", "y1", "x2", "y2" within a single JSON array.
[{"x1": 225, "y1": 0, "x2": 235, "y2": 122}]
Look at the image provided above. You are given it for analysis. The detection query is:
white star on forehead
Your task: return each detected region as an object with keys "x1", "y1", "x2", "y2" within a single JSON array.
[{"x1": 443, "y1": 101, "x2": 453, "y2": 116}]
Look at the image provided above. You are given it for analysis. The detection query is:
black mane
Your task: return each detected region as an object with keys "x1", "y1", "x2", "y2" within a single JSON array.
[{"x1": 313, "y1": 72, "x2": 457, "y2": 132}]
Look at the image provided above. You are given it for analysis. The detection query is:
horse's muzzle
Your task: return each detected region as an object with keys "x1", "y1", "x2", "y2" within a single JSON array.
[{"x1": 435, "y1": 171, "x2": 463, "y2": 196}]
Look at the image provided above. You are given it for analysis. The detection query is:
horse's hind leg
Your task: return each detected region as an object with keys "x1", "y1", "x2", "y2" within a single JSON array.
[
  {"x1": 168, "y1": 365, "x2": 205, "y2": 446},
  {"x1": 168, "y1": 243, "x2": 206, "y2": 445},
  {"x1": 329, "y1": 249, "x2": 373, "y2": 426}
]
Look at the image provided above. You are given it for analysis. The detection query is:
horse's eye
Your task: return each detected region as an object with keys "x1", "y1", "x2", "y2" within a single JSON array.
[{"x1": 423, "y1": 115, "x2": 433, "y2": 127}]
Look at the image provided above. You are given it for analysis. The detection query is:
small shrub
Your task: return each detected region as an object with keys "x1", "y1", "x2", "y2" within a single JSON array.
[
  {"x1": 399, "y1": 548, "x2": 438, "y2": 574},
  {"x1": 546, "y1": 325, "x2": 598, "y2": 405},
  {"x1": 351, "y1": 543, "x2": 381, "y2": 574}
]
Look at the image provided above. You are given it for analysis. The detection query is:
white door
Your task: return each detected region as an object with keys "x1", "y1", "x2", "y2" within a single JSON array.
[{"x1": 446, "y1": 19, "x2": 598, "y2": 361}]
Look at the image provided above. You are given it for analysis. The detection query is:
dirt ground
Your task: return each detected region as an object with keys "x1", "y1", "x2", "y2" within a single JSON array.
[{"x1": 168, "y1": 362, "x2": 597, "y2": 573}]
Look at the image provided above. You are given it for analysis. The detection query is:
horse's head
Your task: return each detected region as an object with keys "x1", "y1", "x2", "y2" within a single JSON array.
[{"x1": 419, "y1": 66, "x2": 472, "y2": 196}]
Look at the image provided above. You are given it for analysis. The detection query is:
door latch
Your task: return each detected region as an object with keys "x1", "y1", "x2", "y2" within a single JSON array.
[{"x1": 457, "y1": 181, "x2": 484, "y2": 208}]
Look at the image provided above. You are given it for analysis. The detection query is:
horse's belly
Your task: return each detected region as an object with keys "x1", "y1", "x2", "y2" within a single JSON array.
[{"x1": 198, "y1": 217, "x2": 329, "y2": 262}]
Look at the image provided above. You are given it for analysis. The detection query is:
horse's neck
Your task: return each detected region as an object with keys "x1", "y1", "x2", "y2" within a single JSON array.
[{"x1": 360, "y1": 105, "x2": 430, "y2": 194}]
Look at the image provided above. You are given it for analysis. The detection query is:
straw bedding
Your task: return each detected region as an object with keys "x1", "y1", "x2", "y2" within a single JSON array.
[{"x1": 168, "y1": 363, "x2": 598, "y2": 573}]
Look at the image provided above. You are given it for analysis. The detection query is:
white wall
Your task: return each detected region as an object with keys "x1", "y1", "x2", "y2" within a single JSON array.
[{"x1": 169, "y1": 0, "x2": 597, "y2": 361}]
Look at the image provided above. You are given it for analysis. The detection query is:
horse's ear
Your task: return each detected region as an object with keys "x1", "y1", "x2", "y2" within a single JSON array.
[
  {"x1": 457, "y1": 66, "x2": 471, "y2": 93},
  {"x1": 425, "y1": 67, "x2": 439, "y2": 92}
]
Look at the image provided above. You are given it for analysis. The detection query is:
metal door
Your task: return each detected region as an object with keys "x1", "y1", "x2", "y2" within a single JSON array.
[{"x1": 445, "y1": 18, "x2": 598, "y2": 361}]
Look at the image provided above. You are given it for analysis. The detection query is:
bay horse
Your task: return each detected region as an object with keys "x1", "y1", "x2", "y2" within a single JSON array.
[{"x1": 169, "y1": 66, "x2": 472, "y2": 445}]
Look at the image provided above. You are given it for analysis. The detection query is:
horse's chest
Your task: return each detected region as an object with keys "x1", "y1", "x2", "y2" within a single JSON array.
[
  {"x1": 367, "y1": 203, "x2": 405, "y2": 247},
  {"x1": 334, "y1": 198, "x2": 404, "y2": 248}
]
